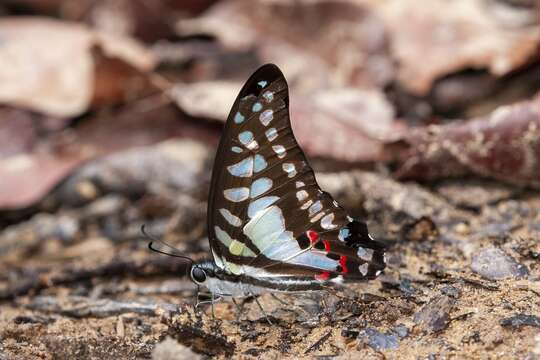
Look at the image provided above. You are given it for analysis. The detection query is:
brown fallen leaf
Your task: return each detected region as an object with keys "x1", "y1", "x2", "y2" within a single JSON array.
[
  {"x1": 291, "y1": 88, "x2": 404, "y2": 162},
  {"x1": 0, "y1": 108, "x2": 40, "y2": 157},
  {"x1": 364, "y1": 0, "x2": 540, "y2": 95},
  {"x1": 391, "y1": 95, "x2": 540, "y2": 188},
  {"x1": 0, "y1": 102, "x2": 220, "y2": 210},
  {"x1": 171, "y1": 81, "x2": 241, "y2": 120},
  {"x1": 171, "y1": 79, "x2": 404, "y2": 163},
  {"x1": 0, "y1": 152, "x2": 86, "y2": 210},
  {"x1": 62, "y1": 0, "x2": 218, "y2": 43},
  {"x1": 0, "y1": 17, "x2": 155, "y2": 117},
  {"x1": 177, "y1": 0, "x2": 394, "y2": 91}
]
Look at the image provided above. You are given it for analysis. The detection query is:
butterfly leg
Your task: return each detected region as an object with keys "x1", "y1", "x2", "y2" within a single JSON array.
[
  {"x1": 194, "y1": 293, "x2": 223, "y2": 319},
  {"x1": 231, "y1": 298, "x2": 244, "y2": 322},
  {"x1": 252, "y1": 294, "x2": 273, "y2": 325},
  {"x1": 211, "y1": 292, "x2": 215, "y2": 319},
  {"x1": 270, "y1": 293, "x2": 289, "y2": 307},
  {"x1": 193, "y1": 287, "x2": 200, "y2": 311}
]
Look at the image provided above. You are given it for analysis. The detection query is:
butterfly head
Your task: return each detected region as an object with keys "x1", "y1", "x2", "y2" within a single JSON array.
[{"x1": 189, "y1": 260, "x2": 218, "y2": 286}]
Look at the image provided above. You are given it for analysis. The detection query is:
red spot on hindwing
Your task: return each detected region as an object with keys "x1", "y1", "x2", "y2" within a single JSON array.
[
  {"x1": 307, "y1": 230, "x2": 319, "y2": 243},
  {"x1": 339, "y1": 256, "x2": 349, "y2": 274},
  {"x1": 323, "y1": 240, "x2": 331, "y2": 252},
  {"x1": 315, "y1": 271, "x2": 330, "y2": 281}
]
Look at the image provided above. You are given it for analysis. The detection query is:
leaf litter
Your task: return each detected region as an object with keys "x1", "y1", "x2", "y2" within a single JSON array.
[{"x1": 0, "y1": 1, "x2": 540, "y2": 359}]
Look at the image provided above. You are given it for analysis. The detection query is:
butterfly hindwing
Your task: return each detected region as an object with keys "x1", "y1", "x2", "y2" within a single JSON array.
[{"x1": 208, "y1": 64, "x2": 385, "y2": 283}]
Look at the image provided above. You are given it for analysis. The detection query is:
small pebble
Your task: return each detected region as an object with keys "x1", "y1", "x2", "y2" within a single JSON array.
[
  {"x1": 471, "y1": 247, "x2": 528, "y2": 280},
  {"x1": 76, "y1": 180, "x2": 99, "y2": 200},
  {"x1": 500, "y1": 314, "x2": 540, "y2": 329},
  {"x1": 359, "y1": 328, "x2": 399, "y2": 351},
  {"x1": 413, "y1": 295, "x2": 456, "y2": 333},
  {"x1": 440, "y1": 285, "x2": 461, "y2": 298},
  {"x1": 392, "y1": 325, "x2": 409, "y2": 339},
  {"x1": 455, "y1": 222, "x2": 470, "y2": 235},
  {"x1": 152, "y1": 337, "x2": 201, "y2": 360},
  {"x1": 116, "y1": 316, "x2": 125, "y2": 338}
]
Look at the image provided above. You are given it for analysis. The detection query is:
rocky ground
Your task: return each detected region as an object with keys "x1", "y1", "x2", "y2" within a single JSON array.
[
  {"x1": 1, "y1": 140, "x2": 539, "y2": 359},
  {"x1": 1, "y1": 0, "x2": 540, "y2": 358}
]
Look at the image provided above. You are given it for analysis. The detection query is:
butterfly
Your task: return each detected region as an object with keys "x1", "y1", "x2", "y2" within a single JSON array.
[{"x1": 148, "y1": 64, "x2": 386, "y2": 309}]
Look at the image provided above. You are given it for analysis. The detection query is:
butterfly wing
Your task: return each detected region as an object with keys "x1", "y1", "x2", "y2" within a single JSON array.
[{"x1": 207, "y1": 64, "x2": 385, "y2": 283}]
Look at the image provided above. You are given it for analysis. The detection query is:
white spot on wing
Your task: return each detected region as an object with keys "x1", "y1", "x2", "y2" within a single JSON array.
[
  {"x1": 219, "y1": 208, "x2": 242, "y2": 227},
  {"x1": 265, "y1": 128, "x2": 277, "y2": 142},
  {"x1": 214, "y1": 225, "x2": 233, "y2": 246},
  {"x1": 282, "y1": 163, "x2": 297, "y2": 178},
  {"x1": 296, "y1": 190, "x2": 308, "y2": 201},
  {"x1": 262, "y1": 91, "x2": 274, "y2": 102},
  {"x1": 272, "y1": 145, "x2": 286, "y2": 159},
  {"x1": 231, "y1": 146, "x2": 243, "y2": 153},
  {"x1": 338, "y1": 228, "x2": 349, "y2": 242},
  {"x1": 321, "y1": 213, "x2": 337, "y2": 229},
  {"x1": 211, "y1": 248, "x2": 224, "y2": 269},
  {"x1": 359, "y1": 263, "x2": 369, "y2": 276},
  {"x1": 252, "y1": 102, "x2": 263, "y2": 112},
  {"x1": 248, "y1": 196, "x2": 279, "y2": 218},
  {"x1": 254, "y1": 154, "x2": 267, "y2": 172},
  {"x1": 310, "y1": 211, "x2": 325, "y2": 223},
  {"x1": 244, "y1": 205, "x2": 288, "y2": 253},
  {"x1": 308, "y1": 200, "x2": 322, "y2": 217},
  {"x1": 357, "y1": 247, "x2": 374, "y2": 262},
  {"x1": 234, "y1": 112, "x2": 245, "y2": 124},
  {"x1": 295, "y1": 181, "x2": 305, "y2": 188},
  {"x1": 250, "y1": 178, "x2": 273, "y2": 198},
  {"x1": 257, "y1": 80, "x2": 267, "y2": 88},
  {"x1": 227, "y1": 157, "x2": 253, "y2": 177},
  {"x1": 301, "y1": 200, "x2": 313, "y2": 210},
  {"x1": 223, "y1": 187, "x2": 249, "y2": 202},
  {"x1": 259, "y1": 109, "x2": 273, "y2": 126},
  {"x1": 239, "y1": 131, "x2": 258, "y2": 150}
]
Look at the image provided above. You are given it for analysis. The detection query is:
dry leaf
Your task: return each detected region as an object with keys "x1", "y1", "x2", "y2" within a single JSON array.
[
  {"x1": 392, "y1": 95, "x2": 540, "y2": 187},
  {"x1": 0, "y1": 17, "x2": 155, "y2": 117},
  {"x1": 365, "y1": 0, "x2": 540, "y2": 95},
  {"x1": 64, "y1": 0, "x2": 218, "y2": 42},
  {"x1": 292, "y1": 88, "x2": 404, "y2": 162},
  {"x1": 178, "y1": 0, "x2": 394, "y2": 91},
  {"x1": 171, "y1": 81, "x2": 241, "y2": 120},
  {"x1": 0, "y1": 102, "x2": 220, "y2": 210},
  {"x1": 171, "y1": 79, "x2": 403, "y2": 163}
]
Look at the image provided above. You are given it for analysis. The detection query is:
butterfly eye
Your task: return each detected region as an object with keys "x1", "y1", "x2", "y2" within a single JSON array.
[{"x1": 190, "y1": 267, "x2": 207, "y2": 284}]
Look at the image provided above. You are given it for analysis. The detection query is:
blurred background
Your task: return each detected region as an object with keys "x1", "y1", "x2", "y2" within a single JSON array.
[{"x1": 0, "y1": 0, "x2": 539, "y2": 358}]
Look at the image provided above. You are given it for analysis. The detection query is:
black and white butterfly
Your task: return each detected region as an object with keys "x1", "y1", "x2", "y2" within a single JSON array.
[{"x1": 149, "y1": 64, "x2": 385, "y2": 305}]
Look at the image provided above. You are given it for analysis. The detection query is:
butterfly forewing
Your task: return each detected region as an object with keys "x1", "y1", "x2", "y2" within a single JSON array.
[{"x1": 208, "y1": 64, "x2": 385, "y2": 283}]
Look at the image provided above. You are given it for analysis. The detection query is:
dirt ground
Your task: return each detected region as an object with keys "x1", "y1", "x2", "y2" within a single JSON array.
[
  {"x1": 1, "y1": 152, "x2": 539, "y2": 359},
  {"x1": 1, "y1": 0, "x2": 540, "y2": 359}
]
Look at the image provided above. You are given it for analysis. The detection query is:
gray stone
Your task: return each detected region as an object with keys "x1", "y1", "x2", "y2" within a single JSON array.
[
  {"x1": 500, "y1": 314, "x2": 540, "y2": 329},
  {"x1": 359, "y1": 328, "x2": 399, "y2": 351},
  {"x1": 471, "y1": 247, "x2": 528, "y2": 280},
  {"x1": 392, "y1": 324, "x2": 409, "y2": 339},
  {"x1": 152, "y1": 337, "x2": 201, "y2": 360},
  {"x1": 413, "y1": 295, "x2": 456, "y2": 333}
]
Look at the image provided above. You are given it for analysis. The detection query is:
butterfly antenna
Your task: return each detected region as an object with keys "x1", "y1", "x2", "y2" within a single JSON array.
[{"x1": 141, "y1": 225, "x2": 194, "y2": 266}]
